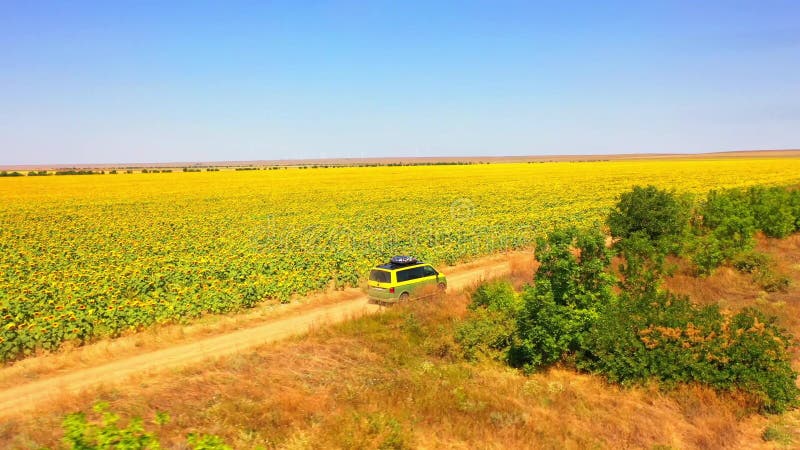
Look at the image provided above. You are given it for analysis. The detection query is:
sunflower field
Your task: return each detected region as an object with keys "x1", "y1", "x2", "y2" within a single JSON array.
[{"x1": 2, "y1": 159, "x2": 800, "y2": 361}]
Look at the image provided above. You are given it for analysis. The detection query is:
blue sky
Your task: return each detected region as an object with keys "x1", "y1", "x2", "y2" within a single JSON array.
[{"x1": 1, "y1": 1, "x2": 799, "y2": 164}]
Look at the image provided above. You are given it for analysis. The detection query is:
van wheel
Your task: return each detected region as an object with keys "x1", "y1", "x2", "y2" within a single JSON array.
[
  {"x1": 437, "y1": 283, "x2": 446, "y2": 293},
  {"x1": 399, "y1": 292, "x2": 410, "y2": 303}
]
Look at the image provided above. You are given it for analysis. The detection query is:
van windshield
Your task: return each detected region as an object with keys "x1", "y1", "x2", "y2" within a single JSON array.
[{"x1": 369, "y1": 270, "x2": 391, "y2": 283}]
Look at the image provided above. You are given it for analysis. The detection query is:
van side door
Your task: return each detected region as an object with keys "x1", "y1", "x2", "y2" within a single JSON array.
[
  {"x1": 420, "y1": 265, "x2": 439, "y2": 289},
  {"x1": 396, "y1": 266, "x2": 425, "y2": 294}
]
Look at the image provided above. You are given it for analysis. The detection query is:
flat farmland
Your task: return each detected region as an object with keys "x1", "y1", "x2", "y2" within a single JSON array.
[{"x1": 2, "y1": 158, "x2": 800, "y2": 362}]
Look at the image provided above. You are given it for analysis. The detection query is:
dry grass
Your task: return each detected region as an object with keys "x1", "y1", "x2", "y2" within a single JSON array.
[
  {"x1": 507, "y1": 251, "x2": 539, "y2": 289},
  {"x1": 0, "y1": 288, "x2": 785, "y2": 449},
  {"x1": 665, "y1": 234, "x2": 800, "y2": 337},
  {"x1": 666, "y1": 263, "x2": 760, "y2": 308}
]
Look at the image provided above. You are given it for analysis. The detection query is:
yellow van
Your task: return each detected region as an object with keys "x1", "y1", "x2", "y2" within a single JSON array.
[{"x1": 367, "y1": 256, "x2": 447, "y2": 303}]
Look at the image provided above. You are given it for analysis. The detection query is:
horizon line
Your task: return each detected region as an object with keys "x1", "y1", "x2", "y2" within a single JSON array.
[{"x1": 2, "y1": 148, "x2": 800, "y2": 170}]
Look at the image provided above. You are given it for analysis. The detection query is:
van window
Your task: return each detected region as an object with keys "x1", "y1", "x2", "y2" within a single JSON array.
[
  {"x1": 369, "y1": 270, "x2": 391, "y2": 283},
  {"x1": 397, "y1": 267, "x2": 424, "y2": 282},
  {"x1": 422, "y1": 266, "x2": 437, "y2": 277}
]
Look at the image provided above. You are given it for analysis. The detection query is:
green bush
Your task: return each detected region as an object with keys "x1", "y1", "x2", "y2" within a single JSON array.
[
  {"x1": 608, "y1": 185, "x2": 691, "y2": 252},
  {"x1": 61, "y1": 402, "x2": 230, "y2": 450},
  {"x1": 468, "y1": 280, "x2": 522, "y2": 313},
  {"x1": 688, "y1": 188, "x2": 759, "y2": 275},
  {"x1": 698, "y1": 189, "x2": 756, "y2": 257},
  {"x1": 616, "y1": 231, "x2": 669, "y2": 296},
  {"x1": 510, "y1": 228, "x2": 615, "y2": 370},
  {"x1": 791, "y1": 189, "x2": 800, "y2": 231},
  {"x1": 581, "y1": 291, "x2": 799, "y2": 413},
  {"x1": 731, "y1": 251, "x2": 772, "y2": 274},
  {"x1": 749, "y1": 187, "x2": 796, "y2": 238},
  {"x1": 761, "y1": 424, "x2": 793, "y2": 444},
  {"x1": 456, "y1": 281, "x2": 521, "y2": 361},
  {"x1": 753, "y1": 269, "x2": 791, "y2": 293},
  {"x1": 688, "y1": 234, "x2": 726, "y2": 276},
  {"x1": 455, "y1": 308, "x2": 517, "y2": 361},
  {"x1": 62, "y1": 402, "x2": 166, "y2": 449},
  {"x1": 186, "y1": 434, "x2": 233, "y2": 450},
  {"x1": 731, "y1": 251, "x2": 791, "y2": 292}
]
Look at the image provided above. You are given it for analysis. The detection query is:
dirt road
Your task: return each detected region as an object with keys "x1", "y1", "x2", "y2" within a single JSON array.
[{"x1": 0, "y1": 254, "x2": 520, "y2": 418}]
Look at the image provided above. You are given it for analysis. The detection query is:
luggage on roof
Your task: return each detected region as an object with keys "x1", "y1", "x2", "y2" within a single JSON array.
[{"x1": 390, "y1": 255, "x2": 418, "y2": 265}]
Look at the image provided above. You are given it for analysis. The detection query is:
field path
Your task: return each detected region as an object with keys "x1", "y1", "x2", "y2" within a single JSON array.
[{"x1": 0, "y1": 254, "x2": 519, "y2": 418}]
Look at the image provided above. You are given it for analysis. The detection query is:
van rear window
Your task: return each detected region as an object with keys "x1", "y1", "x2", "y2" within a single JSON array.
[{"x1": 369, "y1": 270, "x2": 391, "y2": 283}]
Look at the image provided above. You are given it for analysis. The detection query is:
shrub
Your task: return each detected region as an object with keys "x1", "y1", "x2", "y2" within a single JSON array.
[
  {"x1": 688, "y1": 234, "x2": 726, "y2": 276},
  {"x1": 762, "y1": 424, "x2": 793, "y2": 444},
  {"x1": 749, "y1": 187, "x2": 796, "y2": 238},
  {"x1": 186, "y1": 434, "x2": 233, "y2": 450},
  {"x1": 468, "y1": 279, "x2": 522, "y2": 313},
  {"x1": 616, "y1": 231, "x2": 669, "y2": 296},
  {"x1": 608, "y1": 185, "x2": 691, "y2": 252},
  {"x1": 791, "y1": 189, "x2": 800, "y2": 231},
  {"x1": 456, "y1": 309, "x2": 517, "y2": 361},
  {"x1": 456, "y1": 281, "x2": 521, "y2": 361},
  {"x1": 731, "y1": 251, "x2": 791, "y2": 292},
  {"x1": 686, "y1": 188, "x2": 761, "y2": 275},
  {"x1": 62, "y1": 402, "x2": 166, "y2": 449},
  {"x1": 510, "y1": 228, "x2": 615, "y2": 370},
  {"x1": 753, "y1": 269, "x2": 791, "y2": 293},
  {"x1": 697, "y1": 189, "x2": 756, "y2": 257},
  {"x1": 61, "y1": 402, "x2": 230, "y2": 449},
  {"x1": 581, "y1": 291, "x2": 799, "y2": 413},
  {"x1": 731, "y1": 251, "x2": 772, "y2": 274}
]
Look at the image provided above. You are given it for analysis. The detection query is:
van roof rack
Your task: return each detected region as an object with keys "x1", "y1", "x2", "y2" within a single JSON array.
[{"x1": 390, "y1": 255, "x2": 418, "y2": 265}]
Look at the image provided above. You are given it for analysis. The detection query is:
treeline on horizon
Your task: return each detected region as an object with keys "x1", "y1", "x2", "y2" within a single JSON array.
[{"x1": 0, "y1": 161, "x2": 492, "y2": 177}]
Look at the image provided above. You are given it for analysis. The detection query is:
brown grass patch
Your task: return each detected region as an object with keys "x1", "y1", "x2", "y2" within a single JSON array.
[
  {"x1": 507, "y1": 251, "x2": 539, "y2": 289},
  {"x1": 665, "y1": 234, "x2": 800, "y2": 341},
  {"x1": 666, "y1": 265, "x2": 760, "y2": 308}
]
